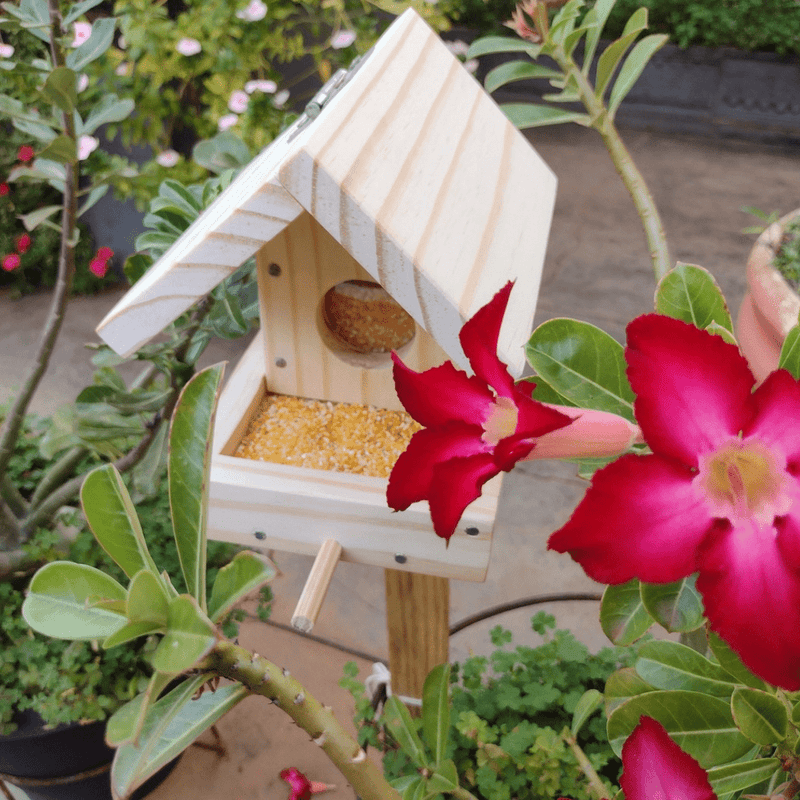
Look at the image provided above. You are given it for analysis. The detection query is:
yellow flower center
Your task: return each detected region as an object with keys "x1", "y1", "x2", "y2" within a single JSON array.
[
  {"x1": 482, "y1": 397, "x2": 518, "y2": 446},
  {"x1": 698, "y1": 439, "x2": 788, "y2": 523}
]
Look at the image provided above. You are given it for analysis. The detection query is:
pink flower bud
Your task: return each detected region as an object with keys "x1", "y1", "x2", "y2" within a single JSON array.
[
  {"x1": 17, "y1": 145, "x2": 34, "y2": 163},
  {"x1": 155, "y1": 149, "x2": 179, "y2": 167},
  {"x1": 176, "y1": 37, "x2": 201, "y2": 56},
  {"x1": 0, "y1": 183, "x2": 9, "y2": 196},
  {"x1": 228, "y1": 89, "x2": 249, "y2": 113},
  {"x1": 0, "y1": 43, "x2": 14, "y2": 58},
  {"x1": 89, "y1": 258, "x2": 108, "y2": 278},
  {"x1": 78, "y1": 135, "x2": 99, "y2": 160},
  {"x1": 2, "y1": 254, "x2": 20, "y2": 271},
  {"x1": 15, "y1": 233, "x2": 31, "y2": 254},
  {"x1": 218, "y1": 113, "x2": 238, "y2": 131},
  {"x1": 97, "y1": 246, "x2": 114, "y2": 262},
  {"x1": 330, "y1": 29, "x2": 356, "y2": 49}
]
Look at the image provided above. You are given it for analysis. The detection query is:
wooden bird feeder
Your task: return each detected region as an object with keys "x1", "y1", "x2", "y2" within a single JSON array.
[{"x1": 96, "y1": 9, "x2": 556, "y2": 689}]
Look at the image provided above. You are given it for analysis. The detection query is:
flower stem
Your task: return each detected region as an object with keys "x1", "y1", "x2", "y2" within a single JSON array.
[
  {"x1": 563, "y1": 731, "x2": 610, "y2": 800},
  {"x1": 204, "y1": 640, "x2": 402, "y2": 800}
]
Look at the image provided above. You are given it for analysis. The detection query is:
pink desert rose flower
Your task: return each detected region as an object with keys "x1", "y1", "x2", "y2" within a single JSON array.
[
  {"x1": 279, "y1": 767, "x2": 333, "y2": 800},
  {"x1": 176, "y1": 37, "x2": 201, "y2": 56},
  {"x1": 228, "y1": 90, "x2": 250, "y2": 113},
  {"x1": 0, "y1": 183, "x2": 9, "y2": 196},
  {"x1": 15, "y1": 233, "x2": 31, "y2": 254},
  {"x1": 2, "y1": 254, "x2": 20, "y2": 272},
  {"x1": 71, "y1": 21, "x2": 92, "y2": 47},
  {"x1": 88, "y1": 247, "x2": 113, "y2": 278},
  {"x1": 388, "y1": 283, "x2": 574, "y2": 540},
  {"x1": 330, "y1": 29, "x2": 356, "y2": 49},
  {"x1": 245, "y1": 79, "x2": 277, "y2": 94},
  {"x1": 17, "y1": 145, "x2": 34, "y2": 163},
  {"x1": 156, "y1": 149, "x2": 180, "y2": 167},
  {"x1": 78, "y1": 135, "x2": 99, "y2": 160},
  {"x1": 218, "y1": 113, "x2": 238, "y2": 131},
  {"x1": 0, "y1": 43, "x2": 14, "y2": 58},
  {"x1": 549, "y1": 314, "x2": 800, "y2": 689},
  {"x1": 236, "y1": 0, "x2": 267, "y2": 21}
]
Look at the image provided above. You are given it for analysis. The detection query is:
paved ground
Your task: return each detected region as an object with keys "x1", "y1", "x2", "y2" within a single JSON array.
[{"x1": 2, "y1": 123, "x2": 798, "y2": 800}]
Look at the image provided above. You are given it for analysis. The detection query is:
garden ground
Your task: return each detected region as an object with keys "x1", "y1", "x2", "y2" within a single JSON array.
[{"x1": 2, "y1": 123, "x2": 797, "y2": 799}]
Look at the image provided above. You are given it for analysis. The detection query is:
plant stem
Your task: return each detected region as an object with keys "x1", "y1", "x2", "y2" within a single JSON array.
[
  {"x1": 0, "y1": 474, "x2": 27, "y2": 517},
  {"x1": 564, "y1": 731, "x2": 609, "y2": 800},
  {"x1": 205, "y1": 639, "x2": 402, "y2": 800},
  {"x1": 29, "y1": 446, "x2": 87, "y2": 509}
]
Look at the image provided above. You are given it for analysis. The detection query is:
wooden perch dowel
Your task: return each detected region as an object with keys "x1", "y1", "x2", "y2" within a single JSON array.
[{"x1": 291, "y1": 539, "x2": 342, "y2": 632}]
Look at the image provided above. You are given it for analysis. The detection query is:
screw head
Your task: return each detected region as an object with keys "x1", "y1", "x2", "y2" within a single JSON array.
[
  {"x1": 268, "y1": 263, "x2": 282, "y2": 277},
  {"x1": 394, "y1": 553, "x2": 407, "y2": 564},
  {"x1": 254, "y1": 531, "x2": 267, "y2": 540},
  {"x1": 275, "y1": 357, "x2": 287, "y2": 368},
  {"x1": 465, "y1": 527, "x2": 479, "y2": 536}
]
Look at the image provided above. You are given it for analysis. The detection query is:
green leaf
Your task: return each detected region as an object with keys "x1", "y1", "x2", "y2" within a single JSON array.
[
  {"x1": 705, "y1": 320, "x2": 738, "y2": 345},
  {"x1": 134, "y1": 230, "x2": 178, "y2": 254},
  {"x1": 706, "y1": 759, "x2": 782, "y2": 797},
  {"x1": 595, "y1": 8, "x2": 648, "y2": 99},
  {"x1": 571, "y1": 689, "x2": 603, "y2": 736},
  {"x1": 604, "y1": 666, "x2": 655, "y2": 716},
  {"x1": 37, "y1": 134, "x2": 76, "y2": 164},
  {"x1": 22, "y1": 561, "x2": 127, "y2": 640},
  {"x1": 548, "y1": 0, "x2": 582, "y2": 44},
  {"x1": 607, "y1": 690, "x2": 752, "y2": 768},
  {"x1": 501, "y1": 102, "x2": 590, "y2": 129},
  {"x1": 640, "y1": 575, "x2": 705, "y2": 633},
  {"x1": 467, "y1": 35, "x2": 540, "y2": 59},
  {"x1": 608, "y1": 34, "x2": 668, "y2": 116},
  {"x1": 65, "y1": 17, "x2": 116, "y2": 71},
  {"x1": 127, "y1": 569, "x2": 170, "y2": 626},
  {"x1": 655, "y1": 263, "x2": 734, "y2": 333},
  {"x1": 207, "y1": 550, "x2": 276, "y2": 622},
  {"x1": 103, "y1": 620, "x2": 164, "y2": 649},
  {"x1": 124, "y1": 253, "x2": 153, "y2": 285},
  {"x1": 426, "y1": 760, "x2": 460, "y2": 794},
  {"x1": 41, "y1": 66, "x2": 78, "y2": 113},
  {"x1": 779, "y1": 325, "x2": 800, "y2": 379},
  {"x1": 526, "y1": 318, "x2": 635, "y2": 420},
  {"x1": 384, "y1": 696, "x2": 429, "y2": 769},
  {"x1": 106, "y1": 672, "x2": 176, "y2": 747},
  {"x1": 78, "y1": 183, "x2": 109, "y2": 216},
  {"x1": 0, "y1": 93, "x2": 49, "y2": 125},
  {"x1": 400, "y1": 778, "x2": 423, "y2": 800},
  {"x1": 80, "y1": 94, "x2": 135, "y2": 136},
  {"x1": 582, "y1": 0, "x2": 616, "y2": 73},
  {"x1": 111, "y1": 679, "x2": 247, "y2": 799},
  {"x1": 600, "y1": 580, "x2": 654, "y2": 645},
  {"x1": 707, "y1": 632, "x2": 767, "y2": 690},
  {"x1": 81, "y1": 465, "x2": 161, "y2": 580},
  {"x1": 12, "y1": 116, "x2": 57, "y2": 143},
  {"x1": 635, "y1": 641, "x2": 738, "y2": 697},
  {"x1": 20, "y1": 204, "x2": 61, "y2": 231},
  {"x1": 151, "y1": 596, "x2": 217, "y2": 674},
  {"x1": 169, "y1": 365, "x2": 224, "y2": 609},
  {"x1": 484, "y1": 60, "x2": 563, "y2": 94},
  {"x1": 191, "y1": 132, "x2": 251, "y2": 174},
  {"x1": 421, "y1": 664, "x2": 450, "y2": 764},
  {"x1": 731, "y1": 688, "x2": 788, "y2": 746},
  {"x1": 158, "y1": 179, "x2": 203, "y2": 216},
  {"x1": 63, "y1": 0, "x2": 107, "y2": 26}
]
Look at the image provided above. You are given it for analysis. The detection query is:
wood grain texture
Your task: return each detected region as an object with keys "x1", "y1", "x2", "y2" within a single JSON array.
[
  {"x1": 279, "y1": 9, "x2": 557, "y2": 378},
  {"x1": 385, "y1": 570, "x2": 449, "y2": 702},
  {"x1": 291, "y1": 538, "x2": 343, "y2": 632}
]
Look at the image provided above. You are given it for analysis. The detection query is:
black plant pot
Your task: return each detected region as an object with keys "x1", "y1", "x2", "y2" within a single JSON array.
[{"x1": 0, "y1": 710, "x2": 179, "y2": 800}]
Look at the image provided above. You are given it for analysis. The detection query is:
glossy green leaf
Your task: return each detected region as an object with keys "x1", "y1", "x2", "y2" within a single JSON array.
[
  {"x1": 607, "y1": 691, "x2": 752, "y2": 768},
  {"x1": 421, "y1": 664, "x2": 450, "y2": 764},
  {"x1": 127, "y1": 570, "x2": 170, "y2": 626},
  {"x1": 608, "y1": 34, "x2": 668, "y2": 116},
  {"x1": 640, "y1": 575, "x2": 705, "y2": 633},
  {"x1": 595, "y1": 8, "x2": 648, "y2": 99},
  {"x1": 134, "y1": 230, "x2": 178, "y2": 253},
  {"x1": 604, "y1": 667, "x2": 655, "y2": 716},
  {"x1": 484, "y1": 60, "x2": 563, "y2": 94},
  {"x1": 384, "y1": 697, "x2": 428, "y2": 768},
  {"x1": 37, "y1": 134, "x2": 76, "y2": 164},
  {"x1": 706, "y1": 759, "x2": 781, "y2": 797},
  {"x1": 151, "y1": 596, "x2": 217, "y2": 675},
  {"x1": 582, "y1": 0, "x2": 616, "y2": 73},
  {"x1": 426, "y1": 759, "x2": 460, "y2": 794},
  {"x1": 208, "y1": 290, "x2": 248, "y2": 340},
  {"x1": 467, "y1": 35, "x2": 541, "y2": 59},
  {"x1": 571, "y1": 689, "x2": 603, "y2": 736},
  {"x1": 390, "y1": 775, "x2": 418, "y2": 794},
  {"x1": 707, "y1": 632, "x2": 766, "y2": 690},
  {"x1": 63, "y1": 0, "x2": 106, "y2": 25},
  {"x1": 600, "y1": 580, "x2": 654, "y2": 645},
  {"x1": 65, "y1": 17, "x2": 116, "y2": 71},
  {"x1": 705, "y1": 320, "x2": 737, "y2": 345},
  {"x1": 103, "y1": 620, "x2": 164, "y2": 649},
  {"x1": 111, "y1": 678, "x2": 246, "y2": 799},
  {"x1": 191, "y1": 132, "x2": 251, "y2": 174},
  {"x1": 526, "y1": 376, "x2": 578, "y2": 407},
  {"x1": 81, "y1": 465, "x2": 160, "y2": 579},
  {"x1": 779, "y1": 325, "x2": 800, "y2": 379},
  {"x1": 207, "y1": 550, "x2": 276, "y2": 622},
  {"x1": 156, "y1": 180, "x2": 203, "y2": 216},
  {"x1": 527, "y1": 318, "x2": 635, "y2": 419},
  {"x1": 501, "y1": 102, "x2": 590, "y2": 129},
  {"x1": 41, "y1": 67, "x2": 77, "y2": 113},
  {"x1": 169, "y1": 365, "x2": 224, "y2": 609},
  {"x1": 20, "y1": 204, "x2": 61, "y2": 231},
  {"x1": 80, "y1": 94, "x2": 134, "y2": 136},
  {"x1": 0, "y1": 94, "x2": 49, "y2": 125},
  {"x1": 731, "y1": 688, "x2": 787, "y2": 746},
  {"x1": 635, "y1": 641, "x2": 737, "y2": 697},
  {"x1": 22, "y1": 561, "x2": 127, "y2": 640},
  {"x1": 106, "y1": 674, "x2": 176, "y2": 748},
  {"x1": 13, "y1": 116, "x2": 57, "y2": 143},
  {"x1": 655, "y1": 263, "x2": 734, "y2": 333},
  {"x1": 400, "y1": 778, "x2": 423, "y2": 800},
  {"x1": 548, "y1": 0, "x2": 582, "y2": 44}
]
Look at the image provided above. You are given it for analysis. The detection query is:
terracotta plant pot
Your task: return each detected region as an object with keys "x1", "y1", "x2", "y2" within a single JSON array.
[{"x1": 736, "y1": 209, "x2": 800, "y2": 381}]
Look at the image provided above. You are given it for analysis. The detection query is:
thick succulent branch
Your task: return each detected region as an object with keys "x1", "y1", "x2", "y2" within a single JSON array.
[
  {"x1": 29, "y1": 446, "x2": 87, "y2": 509},
  {"x1": 1, "y1": 474, "x2": 28, "y2": 517},
  {"x1": 205, "y1": 640, "x2": 402, "y2": 800}
]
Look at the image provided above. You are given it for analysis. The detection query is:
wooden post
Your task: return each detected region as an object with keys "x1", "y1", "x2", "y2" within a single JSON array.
[
  {"x1": 385, "y1": 570, "x2": 449, "y2": 706},
  {"x1": 292, "y1": 539, "x2": 342, "y2": 632}
]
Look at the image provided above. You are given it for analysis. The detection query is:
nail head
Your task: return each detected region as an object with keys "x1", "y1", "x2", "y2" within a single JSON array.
[{"x1": 394, "y1": 554, "x2": 407, "y2": 564}]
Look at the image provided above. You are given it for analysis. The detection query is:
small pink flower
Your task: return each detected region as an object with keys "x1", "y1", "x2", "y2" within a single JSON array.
[
  {"x1": 78, "y1": 135, "x2": 99, "y2": 160},
  {"x1": 329, "y1": 29, "x2": 356, "y2": 49},
  {"x1": 464, "y1": 58, "x2": 478, "y2": 74},
  {"x1": 118, "y1": 35, "x2": 127, "y2": 49},
  {"x1": 218, "y1": 113, "x2": 238, "y2": 131},
  {"x1": 76, "y1": 73, "x2": 89, "y2": 92},
  {"x1": 236, "y1": 0, "x2": 267, "y2": 21},
  {"x1": 2, "y1": 254, "x2": 20, "y2": 272},
  {"x1": 0, "y1": 43, "x2": 14, "y2": 58},
  {"x1": 228, "y1": 90, "x2": 249, "y2": 113},
  {"x1": 273, "y1": 89, "x2": 289, "y2": 108},
  {"x1": 155, "y1": 149, "x2": 179, "y2": 167},
  {"x1": 96, "y1": 246, "x2": 114, "y2": 262},
  {"x1": 89, "y1": 258, "x2": 108, "y2": 278},
  {"x1": 176, "y1": 37, "x2": 201, "y2": 56},
  {"x1": 17, "y1": 145, "x2": 34, "y2": 163},
  {"x1": 0, "y1": 183, "x2": 9, "y2": 196},
  {"x1": 71, "y1": 21, "x2": 92, "y2": 47},
  {"x1": 15, "y1": 233, "x2": 31, "y2": 254},
  {"x1": 279, "y1": 768, "x2": 334, "y2": 800},
  {"x1": 245, "y1": 79, "x2": 276, "y2": 94},
  {"x1": 445, "y1": 40, "x2": 469, "y2": 57},
  {"x1": 115, "y1": 62, "x2": 130, "y2": 77}
]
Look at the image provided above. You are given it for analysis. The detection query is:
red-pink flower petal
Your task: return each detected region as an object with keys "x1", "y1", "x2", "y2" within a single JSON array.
[
  {"x1": 621, "y1": 717, "x2": 716, "y2": 800},
  {"x1": 459, "y1": 282, "x2": 516, "y2": 398},
  {"x1": 0, "y1": 183, "x2": 9, "y2": 196},
  {"x1": 2, "y1": 253, "x2": 20, "y2": 271},
  {"x1": 428, "y1": 452, "x2": 499, "y2": 539},
  {"x1": 15, "y1": 233, "x2": 31, "y2": 254},
  {"x1": 696, "y1": 515, "x2": 800, "y2": 689},
  {"x1": 548, "y1": 453, "x2": 714, "y2": 584},
  {"x1": 513, "y1": 391, "x2": 573, "y2": 439},
  {"x1": 280, "y1": 767, "x2": 312, "y2": 800},
  {"x1": 745, "y1": 369, "x2": 800, "y2": 467},
  {"x1": 96, "y1": 246, "x2": 114, "y2": 261},
  {"x1": 626, "y1": 315, "x2": 756, "y2": 467},
  {"x1": 17, "y1": 145, "x2": 34, "y2": 163},
  {"x1": 391, "y1": 353, "x2": 494, "y2": 428},
  {"x1": 89, "y1": 258, "x2": 108, "y2": 278},
  {"x1": 387, "y1": 422, "x2": 489, "y2": 513}
]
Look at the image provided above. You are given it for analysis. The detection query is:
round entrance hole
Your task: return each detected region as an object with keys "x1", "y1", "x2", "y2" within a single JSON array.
[{"x1": 318, "y1": 280, "x2": 415, "y2": 368}]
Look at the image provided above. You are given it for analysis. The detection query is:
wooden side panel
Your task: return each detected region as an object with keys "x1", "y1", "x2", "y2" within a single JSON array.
[
  {"x1": 255, "y1": 211, "x2": 448, "y2": 409},
  {"x1": 279, "y1": 9, "x2": 557, "y2": 378}
]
